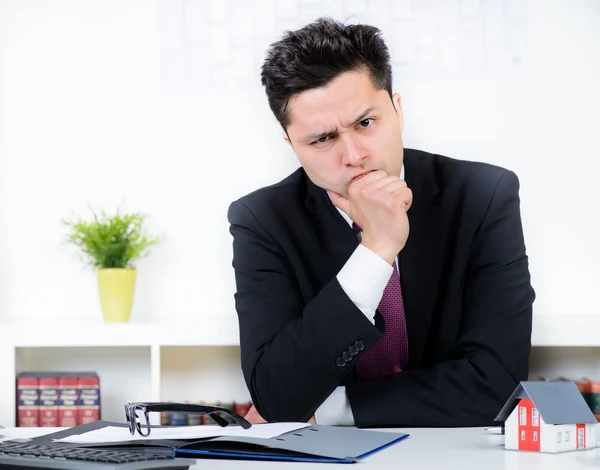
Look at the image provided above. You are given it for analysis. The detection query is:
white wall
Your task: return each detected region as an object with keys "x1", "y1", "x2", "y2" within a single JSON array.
[
  {"x1": 398, "y1": 0, "x2": 600, "y2": 319},
  {"x1": 1, "y1": 0, "x2": 599, "y2": 326},
  {"x1": 0, "y1": 0, "x2": 294, "y2": 324}
]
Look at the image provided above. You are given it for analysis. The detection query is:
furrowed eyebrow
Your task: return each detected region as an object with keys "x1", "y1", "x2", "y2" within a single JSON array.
[
  {"x1": 346, "y1": 107, "x2": 376, "y2": 127},
  {"x1": 303, "y1": 129, "x2": 337, "y2": 144},
  {"x1": 302, "y1": 107, "x2": 377, "y2": 144}
]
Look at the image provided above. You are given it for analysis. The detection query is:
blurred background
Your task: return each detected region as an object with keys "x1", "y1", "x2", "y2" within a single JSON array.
[{"x1": 0, "y1": 0, "x2": 599, "y2": 427}]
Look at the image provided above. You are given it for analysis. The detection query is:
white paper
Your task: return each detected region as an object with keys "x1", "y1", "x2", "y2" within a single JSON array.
[{"x1": 54, "y1": 423, "x2": 310, "y2": 444}]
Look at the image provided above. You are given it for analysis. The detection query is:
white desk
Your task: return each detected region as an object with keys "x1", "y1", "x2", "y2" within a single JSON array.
[{"x1": 3, "y1": 426, "x2": 600, "y2": 469}]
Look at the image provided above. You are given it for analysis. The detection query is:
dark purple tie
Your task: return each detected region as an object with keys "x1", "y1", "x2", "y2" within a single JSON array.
[{"x1": 352, "y1": 223, "x2": 409, "y2": 381}]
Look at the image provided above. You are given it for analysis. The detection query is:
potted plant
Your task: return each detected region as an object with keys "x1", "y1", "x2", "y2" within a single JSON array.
[{"x1": 63, "y1": 207, "x2": 160, "y2": 323}]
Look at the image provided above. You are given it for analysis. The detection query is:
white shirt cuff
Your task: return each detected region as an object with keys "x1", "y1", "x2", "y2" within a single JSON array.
[
  {"x1": 337, "y1": 244, "x2": 394, "y2": 324},
  {"x1": 314, "y1": 386, "x2": 355, "y2": 426}
]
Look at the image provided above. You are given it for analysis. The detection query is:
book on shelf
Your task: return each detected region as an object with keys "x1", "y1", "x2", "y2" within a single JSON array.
[
  {"x1": 16, "y1": 375, "x2": 39, "y2": 427},
  {"x1": 16, "y1": 372, "x2": 101, "y2": 427}
]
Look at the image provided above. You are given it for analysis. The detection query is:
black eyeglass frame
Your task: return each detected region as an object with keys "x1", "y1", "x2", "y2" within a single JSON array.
[{"x1": 124, "y1": 402, "x2": 252, "y2": 437}]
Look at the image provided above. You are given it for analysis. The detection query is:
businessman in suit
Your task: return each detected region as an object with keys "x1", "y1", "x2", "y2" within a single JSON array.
[{"x1": 227, "y1": 18, "x2": 535, "y2": 427}]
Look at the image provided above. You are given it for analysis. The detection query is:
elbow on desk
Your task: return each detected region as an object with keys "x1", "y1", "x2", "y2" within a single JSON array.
[
  {"x1": 248, "y1": 379, "x2": 315, "y2": 423},
  {"x1": 245, "y1": 364, "x2": 316, "y2": 423}
]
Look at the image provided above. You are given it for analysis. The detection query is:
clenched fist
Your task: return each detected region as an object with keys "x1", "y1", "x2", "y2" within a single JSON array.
[{"x1": 329, "y1": 170, "x2": 412, "y2": 265}]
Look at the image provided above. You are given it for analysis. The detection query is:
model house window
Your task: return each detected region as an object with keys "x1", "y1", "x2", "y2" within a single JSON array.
[
  {"x1": 533, "y1": 431, "x2": 538, "y2": 442},
  {"x1": 521, "y1": 430, "x2": 525, "y2": 441},
  {"x1": 578, "y1": 428, "x2": 584, "y2": 448},
  {"x1": 566, "y1": 431, "x2": 570, "y2": 442},
  {"x1": 532, "y1": 408, "x2": 539, "y2": 426},
  {"x1": 520, "y1": 407, "x2": 527, "y2": 425},
  {"x1": 557, "y1": 432, "x2": 562, "y2": 443}
]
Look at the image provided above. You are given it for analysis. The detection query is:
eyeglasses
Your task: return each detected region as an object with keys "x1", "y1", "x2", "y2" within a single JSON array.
[{"x1": 124, "y1": 402, "x2": 252, "y2": 437}]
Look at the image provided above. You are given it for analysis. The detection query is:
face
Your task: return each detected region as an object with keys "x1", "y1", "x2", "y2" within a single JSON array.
[{"x1": 284, "y1": 69, "x2": 404, "y2": 198}]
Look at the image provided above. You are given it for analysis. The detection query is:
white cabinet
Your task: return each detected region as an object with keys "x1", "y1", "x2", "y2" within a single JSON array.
[
  {"x1": 0, "y1": 315, "x2": 251, "y2": 427},
  {"x1": 1, "y1": 314, "x2": 598, "y2": 427}
]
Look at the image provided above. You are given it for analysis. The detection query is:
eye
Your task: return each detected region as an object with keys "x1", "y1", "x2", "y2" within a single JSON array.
[
  {"x1": 358, "y1": 118, "x2": 374, "y2": 128},
  {"x1": 313, "y1": 135, "x2": 330, "y2": 145}
]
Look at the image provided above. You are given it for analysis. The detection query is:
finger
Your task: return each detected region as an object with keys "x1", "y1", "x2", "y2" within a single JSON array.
[
  {"x1": 361, "y1": 169, "x2": 388, "y2": 181},
  {"x1": 383, "y1": 179, "x2": 408, "y2": 193},
  {"x1": 348, "y1": 172, "x2": 386, "y2": 200},
  {"x1": 350, "y1": 169, "x2": 387, "y2": 188},
  {"x1": 371, "y1": 176, "x2": 403, "y2": 191},
  {"x1": 393, "y1": 187, "x2": 413, "y2": 211},
  {"x1": 328, "y1": 190, "x2": 351, "y2": 215}
]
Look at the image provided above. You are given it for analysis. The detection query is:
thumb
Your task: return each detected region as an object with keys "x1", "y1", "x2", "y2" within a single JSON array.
[{"x1": 328, "y1": 191, "x2": 351, "y2": 215}]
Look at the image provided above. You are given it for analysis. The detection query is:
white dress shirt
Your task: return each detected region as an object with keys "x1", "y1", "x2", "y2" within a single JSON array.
[{"x1": 315, "y1": 166, "x2": 405, "y2": 426}]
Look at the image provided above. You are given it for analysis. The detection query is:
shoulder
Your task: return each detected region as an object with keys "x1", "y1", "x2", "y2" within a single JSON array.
[
  {"x1": 404, "y1": 148, "x2": 520, "y2": 207},
  {"x1": 227, "y1": 168, "x2": 308, "y2": 226}
]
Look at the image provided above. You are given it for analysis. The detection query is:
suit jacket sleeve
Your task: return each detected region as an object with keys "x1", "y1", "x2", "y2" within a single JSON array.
[
  {"x1": 347, "y1": 170, "x2": 535, "y2": 427},
  {"x1": 228, "y1": 201, "x2": 383, "y2": 422}
]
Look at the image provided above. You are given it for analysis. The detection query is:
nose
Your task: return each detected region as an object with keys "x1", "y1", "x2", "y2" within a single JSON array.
[{"x1": 340, "y1": 134, "x2": 366, "y2": 166}]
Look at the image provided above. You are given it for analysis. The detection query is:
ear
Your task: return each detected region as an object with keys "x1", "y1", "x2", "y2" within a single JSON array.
[
  {"x1": 391, "y1": 93, "x2": 404, "y2": 134},
  {"x1": 283, "y1": 131, "x2": 294, "y2": 149}
]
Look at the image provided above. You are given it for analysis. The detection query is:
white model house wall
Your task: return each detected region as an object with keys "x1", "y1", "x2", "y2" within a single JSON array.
[{"x1": 504, "y1": 407, "x2": 597, "y2": 453}]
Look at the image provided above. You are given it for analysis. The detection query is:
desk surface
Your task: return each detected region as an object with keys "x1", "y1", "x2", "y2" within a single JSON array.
[{"x1": 3, "y1": 426, "x2": 600, "y2": 469}]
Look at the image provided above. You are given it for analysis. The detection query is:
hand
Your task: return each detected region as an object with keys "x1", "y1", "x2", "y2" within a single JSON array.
[
  {"x1": 329, "y1": 170, "x2": 412, "y2": 265},
  {"x1": 244, "y1": 405, "x2": 267, "y2": 424},
  {"x1": 244, "y1": 405, "x2": 317, "y2": 424}
]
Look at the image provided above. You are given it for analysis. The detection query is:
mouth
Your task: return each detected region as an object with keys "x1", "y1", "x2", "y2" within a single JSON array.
[{"x1": 351, "y1": 170, "x2": 374, "y2": 182}]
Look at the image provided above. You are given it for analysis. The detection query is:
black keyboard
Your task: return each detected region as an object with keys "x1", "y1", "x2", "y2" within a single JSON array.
[{"x1": 0, "y1": 441, "x2": 195, "y2": 470}]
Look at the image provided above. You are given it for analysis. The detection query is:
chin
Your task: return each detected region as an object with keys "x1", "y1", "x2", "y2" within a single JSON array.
[{"x1": 338, "y1": 189, "x2": 351, "y2": 199}]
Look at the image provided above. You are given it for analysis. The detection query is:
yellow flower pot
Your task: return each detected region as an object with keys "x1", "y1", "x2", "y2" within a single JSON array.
[{"x1": 97, "y1": 268, "x2": 137, "y2": 323}]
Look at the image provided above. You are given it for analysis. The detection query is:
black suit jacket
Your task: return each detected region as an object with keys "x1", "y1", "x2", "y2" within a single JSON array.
[{"x1": 227, "y1": 149, "x2": 535, "y2": 427}]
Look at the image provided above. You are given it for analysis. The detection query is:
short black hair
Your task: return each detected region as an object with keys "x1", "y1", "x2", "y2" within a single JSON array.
[{"x1": 261, "y1": 17, "x2": 393, "y2": 130}]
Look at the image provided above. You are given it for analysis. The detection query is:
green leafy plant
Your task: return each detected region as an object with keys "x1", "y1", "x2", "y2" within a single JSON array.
[{"x1": 63, "y1": 207, "x2": 160, "y2": 268}]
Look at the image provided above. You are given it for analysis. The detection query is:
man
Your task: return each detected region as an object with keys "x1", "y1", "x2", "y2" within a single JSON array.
[{"x1": 227, "y1": 18, "x2": 535, "y2": 428}]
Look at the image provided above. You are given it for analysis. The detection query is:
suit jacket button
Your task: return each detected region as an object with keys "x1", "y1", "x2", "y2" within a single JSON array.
[
  {"x1": 336, "y1": 357, "x2": 346, "y2": 367},
  {"x1": 355, "y1": 340, "x2": 365, "y2": 351},
  {"x1": 342, "y1": 351, "x2": 352, "y2": 362},
  {"x1": 348, "y1": 345, "x2": 358, "y2": 356}
]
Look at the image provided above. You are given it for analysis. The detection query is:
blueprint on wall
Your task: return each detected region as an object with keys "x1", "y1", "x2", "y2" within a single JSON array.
[{"x1": 158, "y1": 0, "x2": 527, "y2": 89}]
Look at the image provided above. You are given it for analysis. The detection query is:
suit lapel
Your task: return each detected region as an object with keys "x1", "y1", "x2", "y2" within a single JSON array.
[
  {"x1": 400, "y1": 151, "x2": 446, "y2": 369},
  {"x1": 304, "y1": 175, "x2": 359, "y2": 288}
]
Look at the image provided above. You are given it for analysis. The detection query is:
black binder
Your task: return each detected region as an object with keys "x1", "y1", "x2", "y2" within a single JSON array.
[{"x1": 26, "y1": 420, "x2": 409, "y2": 464}]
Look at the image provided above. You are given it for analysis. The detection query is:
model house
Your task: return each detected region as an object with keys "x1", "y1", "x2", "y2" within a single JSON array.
[{"x1": 495, "y1": 381, "x2": 598, "y2": 453}]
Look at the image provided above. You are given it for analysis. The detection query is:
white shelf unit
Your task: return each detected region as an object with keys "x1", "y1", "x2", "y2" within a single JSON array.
[
  {"x1": 1, "y1": 314, "x2": 599, "y2": 428},
  {"x1": 0, "y1": 315, "x2": 250, "y2": 427}
]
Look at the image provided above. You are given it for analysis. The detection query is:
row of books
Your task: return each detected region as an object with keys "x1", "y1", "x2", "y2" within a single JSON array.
[
  {"x1": 17, "y1": 375, "x2": 599, "y2": 429},
  {"x1": 16, "y1": 372, "x2": 100, "y2": 427},
  {"x1": 160, "y1": 401, "x2": 253, "y2": 426}
]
